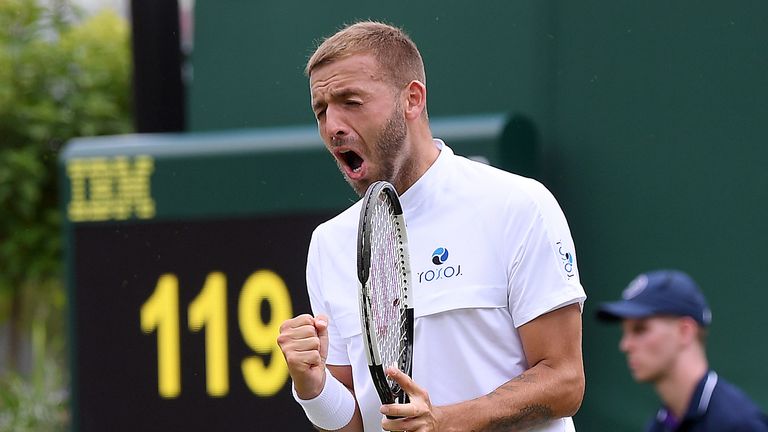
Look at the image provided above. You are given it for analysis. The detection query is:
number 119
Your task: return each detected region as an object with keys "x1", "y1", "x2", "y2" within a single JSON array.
[{"x1": 139, "y1": 270, "x2": 292, "y2": 398}]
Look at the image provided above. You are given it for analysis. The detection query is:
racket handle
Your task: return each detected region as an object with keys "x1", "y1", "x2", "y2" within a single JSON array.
[{"x1": 384, "y1": 393, "x2": 410, "y2": 419}]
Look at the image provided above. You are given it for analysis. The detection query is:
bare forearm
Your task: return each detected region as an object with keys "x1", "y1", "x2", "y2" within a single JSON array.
[{"x1": 436, "y1": 361, "x2": 585, "y2": 432}]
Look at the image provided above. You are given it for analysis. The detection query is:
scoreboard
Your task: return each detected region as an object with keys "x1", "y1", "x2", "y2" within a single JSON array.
[{"x1": 58, "y1": 114, "x2": 524, "y2": 431}]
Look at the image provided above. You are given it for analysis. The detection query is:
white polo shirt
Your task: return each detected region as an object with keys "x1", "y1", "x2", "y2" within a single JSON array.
[{"x1": 305, "y1": 140, "x2": 586, "y2": 431}]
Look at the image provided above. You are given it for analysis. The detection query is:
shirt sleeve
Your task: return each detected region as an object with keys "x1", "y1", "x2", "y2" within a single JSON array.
[
  {"x1": 506, "y1": 181, "x2": 587, "y2": 327},
  {"x1": 305, "y1": 228, "x2": 350, "y2": 365}
]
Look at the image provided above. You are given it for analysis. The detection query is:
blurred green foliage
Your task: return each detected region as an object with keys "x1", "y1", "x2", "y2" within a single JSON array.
[
  {"x1": 0, "y1": 322, "x2": 68, "y2": 431},
  {"x1": 0, "y1": 0, "x2": 133, "y2": 429}
]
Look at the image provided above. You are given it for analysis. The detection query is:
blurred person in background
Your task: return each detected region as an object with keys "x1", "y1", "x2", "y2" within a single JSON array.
[{"x1": 597, "y1": 269, "x2": 768, "y2": 431}]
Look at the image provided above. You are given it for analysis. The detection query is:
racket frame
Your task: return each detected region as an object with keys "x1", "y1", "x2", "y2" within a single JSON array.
[{"x1": 357, "y1": 181, "x2": 414, "y2": 406}]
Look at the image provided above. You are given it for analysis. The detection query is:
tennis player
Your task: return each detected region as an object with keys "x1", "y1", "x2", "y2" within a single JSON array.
[
  {"x1": 597, "y1": 269, "x2": 768, "y2": 431},
  {"x1": 277, "y1": 21, "x2": 586, "y2": 432}
]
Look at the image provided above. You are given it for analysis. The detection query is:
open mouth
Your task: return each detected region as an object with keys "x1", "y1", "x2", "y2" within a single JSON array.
[{"x1": 340, "y1": 149, "x2": 364, "y2": 174}]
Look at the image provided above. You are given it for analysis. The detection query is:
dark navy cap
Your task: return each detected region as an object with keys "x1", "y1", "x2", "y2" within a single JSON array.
[{"x1": 597, "y1": 269, "x2": 712, "y2": 326}]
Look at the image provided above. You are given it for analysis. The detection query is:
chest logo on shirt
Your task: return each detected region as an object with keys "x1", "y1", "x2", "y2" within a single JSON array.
[
  {"x1": 417, "y1": 247, "x2": 463, "y2": 284},
  {"x1": 431, "y1": 247, "x2": 449, "y2": 264}
]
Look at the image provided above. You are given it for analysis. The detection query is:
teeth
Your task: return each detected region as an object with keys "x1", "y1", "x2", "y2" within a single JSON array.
[{"x1": 353, "y1": 167, "x2": 361, "y2": 173}]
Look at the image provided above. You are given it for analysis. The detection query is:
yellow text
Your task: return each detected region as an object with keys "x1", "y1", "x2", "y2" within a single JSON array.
[{"x1": 67, "y1": 155, "x2": 155, "y2": 222}]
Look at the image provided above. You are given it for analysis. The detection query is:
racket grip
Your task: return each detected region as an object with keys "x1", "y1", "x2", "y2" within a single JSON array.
[
  {"x1": 385, "y1": 410, "x2": 403, "y2": 420},
  {"x1": 384, "y1": 393, "x2": 410, "y2": 419}
]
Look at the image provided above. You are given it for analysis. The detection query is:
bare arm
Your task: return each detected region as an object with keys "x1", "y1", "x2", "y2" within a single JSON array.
[
  {"x1": 441, "y1": 303, "x2": 584, "y2": 431},
  {"x1": 381, "y1": 303, "x2": 585, "y2": 432}
]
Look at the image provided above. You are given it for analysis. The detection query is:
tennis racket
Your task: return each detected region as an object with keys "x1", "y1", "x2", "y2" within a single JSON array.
[{"x1": 357, "y1": 180, "x2": 414, "y2": 408}]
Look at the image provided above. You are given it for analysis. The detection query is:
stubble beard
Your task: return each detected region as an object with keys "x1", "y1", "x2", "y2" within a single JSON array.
[{"x1": 349, "y1": 101, "x2": 411, "y2": 197}]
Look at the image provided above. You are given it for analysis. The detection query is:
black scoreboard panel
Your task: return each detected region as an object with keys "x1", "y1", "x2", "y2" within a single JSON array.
[
  {"x1": 59, "y1": 116, "x2": 515, "y2": 431},
  {"x1": 73, "y1": 215, "x2": 329, "y2": 430}
]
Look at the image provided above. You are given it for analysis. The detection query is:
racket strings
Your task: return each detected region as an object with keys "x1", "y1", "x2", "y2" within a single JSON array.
[{"x1": 369, "y1": 197, "x2": 408, "y2": 389}]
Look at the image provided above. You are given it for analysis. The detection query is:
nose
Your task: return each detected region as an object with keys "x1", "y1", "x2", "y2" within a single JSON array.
[
  {"x1": 323, "y1": 106, "x2": 349, "y2": 143},
  {"x1": 619, "y1": 333, "x2": 632, "y2": 353}
]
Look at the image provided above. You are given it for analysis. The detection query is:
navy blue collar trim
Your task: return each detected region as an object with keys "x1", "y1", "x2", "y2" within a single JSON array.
[{"x1": 657, "y1": 370, "x2": 718, "y2": 424}]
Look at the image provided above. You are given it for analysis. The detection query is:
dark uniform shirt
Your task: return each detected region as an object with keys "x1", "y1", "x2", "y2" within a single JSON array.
[{"x1": 646, "y1": 370, "x2": 768, "y2": 432}]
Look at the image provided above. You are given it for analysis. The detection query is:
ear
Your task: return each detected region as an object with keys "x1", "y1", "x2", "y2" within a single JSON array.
[
  {"x1": 677, "y1": 317, "x2": 700, "y2": 346},
  {"x1": 403, "y1": 80, "x2": 427, "y2": 121}
]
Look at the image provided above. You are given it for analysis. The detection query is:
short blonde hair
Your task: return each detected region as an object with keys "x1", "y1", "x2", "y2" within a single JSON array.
[{"x1": 305, "y1": 21, "x2": 426, "y2": 88}]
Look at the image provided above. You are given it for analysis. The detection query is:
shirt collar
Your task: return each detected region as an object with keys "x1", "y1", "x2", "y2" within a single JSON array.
[
  {"x1": 657, "y1": 370, "x2": 719, "y2": 427},
  {"x1": 689, "y1": 370, "x2": 718, "y2": 418},
  {"x1": 399, "y1": 138, "x2": 451, "y2": 213}
]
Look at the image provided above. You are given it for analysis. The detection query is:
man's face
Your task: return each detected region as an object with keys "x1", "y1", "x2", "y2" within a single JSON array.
[
  {"x1": 619, "y1": 317, "x2": 683, "y2": 383},
  {"x1": 309, "y1": 54, "x2": 410, "y2": 196}
]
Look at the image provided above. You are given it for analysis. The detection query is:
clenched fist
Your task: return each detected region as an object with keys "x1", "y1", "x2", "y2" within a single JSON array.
[{"x1": 277, "y1": 314, "x2": 329, "y2": 399}]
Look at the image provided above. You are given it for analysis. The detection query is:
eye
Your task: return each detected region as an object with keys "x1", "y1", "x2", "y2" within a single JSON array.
[{"x1": 345, "y1": 100, "x2": 362, "y2": 107}]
